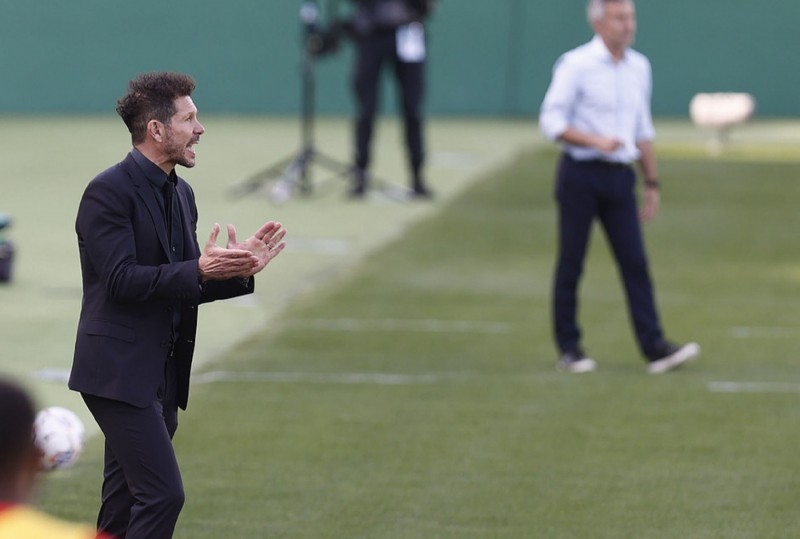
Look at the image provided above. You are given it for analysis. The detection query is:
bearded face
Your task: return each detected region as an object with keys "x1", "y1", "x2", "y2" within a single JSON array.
[{"x1": 162, "y1": 96, "x2": 203, "y2": 169}]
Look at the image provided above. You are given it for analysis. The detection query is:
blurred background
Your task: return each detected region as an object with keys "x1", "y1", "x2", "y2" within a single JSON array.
[
  {"x1": 3, "y1": 3, "x2": 800, "y2": 537},
  {"x1": 0, "y1": 0, "x2": 797, "y2": 117}
]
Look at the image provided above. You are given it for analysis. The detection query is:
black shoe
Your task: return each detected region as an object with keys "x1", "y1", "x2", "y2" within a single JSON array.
[
  {"x1": 350, "y1": 167, "x2": 367, "y2": 198},
  {"x1": 646, "y1": 341, "x2": 700, "y2": 374},
  {"x1": 557, "y1": 349, "x2": 597, "y2": 373},
  {"x1": 410, "y1": 173, "x2": 433, "y2": 200},
  {"x1": 349, "y1": 184, "x2": 366, "y2": 198},
  {"x1": 409, "y1": 185, "x2": 434, "y2": 200}
]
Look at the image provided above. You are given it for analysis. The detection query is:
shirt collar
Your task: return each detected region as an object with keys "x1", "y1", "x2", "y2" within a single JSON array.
[
  {"x1": 589, "y1": 34, "x2": 627, "y2": 64},
  {"x1": 130, "y1": 147, "x2": 176, "y2": 190}
]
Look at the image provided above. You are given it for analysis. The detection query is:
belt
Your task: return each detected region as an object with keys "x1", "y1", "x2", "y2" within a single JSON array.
[{"x1": 564, "y1": 154, "x2": 631, "y2": 169}]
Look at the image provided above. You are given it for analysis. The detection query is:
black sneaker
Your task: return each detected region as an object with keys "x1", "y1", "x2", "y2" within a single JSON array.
[
  {"x1": 409, "y1": 185, "x2": 434, "y2": 200},
  {"x1": 349, "y1": 167, "x2": 367, "y2": 198},
  {"x1": 409, "y1": 173, "x2": 434, "y2": 200},
  {"x1": 557, "y1": 349, "x2": 597, "y2": 373},
  {"x1": 647, "y1": 341, "x2": 700, "y2": 374}
]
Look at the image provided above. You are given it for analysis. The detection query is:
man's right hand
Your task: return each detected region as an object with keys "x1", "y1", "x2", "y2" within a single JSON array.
[
  {"x1": 558, "y1": 128, "x2": 623, "y2": 155},
  {"x1": 591, "y1": 134, "x2": 624, "y2": 154},
  {"x1": 198, "y1": 224, "x2": 259, "y2": 282}
]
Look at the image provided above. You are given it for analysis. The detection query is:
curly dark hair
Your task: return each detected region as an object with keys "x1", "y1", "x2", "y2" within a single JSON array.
[{"x1": 116, "y1": 72, "x2": 196, "y2": 144}]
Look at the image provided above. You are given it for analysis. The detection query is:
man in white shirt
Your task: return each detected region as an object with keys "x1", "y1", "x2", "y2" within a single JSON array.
[{"x1": 539, "y1": 0, "x2": 699, "y2": 374}]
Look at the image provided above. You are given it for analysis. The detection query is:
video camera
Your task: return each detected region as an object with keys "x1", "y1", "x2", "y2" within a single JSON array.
[
  {"x1": 299, "y1": 0, "x2": 434, "y2": 57},
  {"x1": 300, "y1": 0, "x2": 344, "y2": 57}
]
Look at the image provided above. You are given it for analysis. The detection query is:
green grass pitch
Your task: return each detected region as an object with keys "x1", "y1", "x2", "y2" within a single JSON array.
[{"x1": 7, "y1": 117, "x2": 800, "y2": 537}]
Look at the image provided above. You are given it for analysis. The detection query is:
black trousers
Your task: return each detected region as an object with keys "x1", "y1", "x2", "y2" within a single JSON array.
[
  {"x1": 82, "y1": 358, "x2": 183, "y2": 539},
  {"x1": 553, "y1": 154, "x2": 664, "y2": 359},
  {"x1": 352, "y1": 27, "x2": 425, "y2": 179}
]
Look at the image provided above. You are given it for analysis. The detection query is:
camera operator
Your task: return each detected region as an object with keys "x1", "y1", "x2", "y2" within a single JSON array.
[{"x1": 348, "y1": 0, "x2": 436, "y2": 199}]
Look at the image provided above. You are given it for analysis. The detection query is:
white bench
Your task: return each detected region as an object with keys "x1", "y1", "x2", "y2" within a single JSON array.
[{"x1": 689, "y1": 93, "x2": 756, "y2": 154}]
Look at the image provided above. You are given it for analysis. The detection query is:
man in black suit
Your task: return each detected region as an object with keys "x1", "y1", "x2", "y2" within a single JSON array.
[{"x1": 69, "y1": 72, "x2": 286, "y2": 539}]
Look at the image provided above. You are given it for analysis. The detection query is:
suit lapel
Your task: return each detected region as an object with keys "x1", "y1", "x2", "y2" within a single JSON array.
[
  {"x1": 175, "y1": 182, "x2": 199, "y2": 261},
  {"x1": 121, "y1": 154, "x2": 172, "y2": 259}
]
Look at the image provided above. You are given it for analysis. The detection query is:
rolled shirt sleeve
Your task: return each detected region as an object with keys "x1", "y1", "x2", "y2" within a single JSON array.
[{"x1": 539, "y1": 54, "x2": 578, "y2": 142}]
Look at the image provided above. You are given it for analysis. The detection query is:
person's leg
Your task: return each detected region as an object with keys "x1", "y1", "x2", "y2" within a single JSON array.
[
  {"x1": 83, "y1": 391, "x2": 183, "y2": 539},
  {"x1": 352, "y1": 32, "x2": 391, "y2": 192},
  {"x1": 94, "y1": 438, "x2": 134, "y2": 538},
  {"x1": 553, "y1": 156, "x2": 599, "y2": 354},
  {"x1": 597, "y1": 167, "x2": 664, "y2": 358},
  {"x1": 393, "y1": 54, "x2": 426, "y2": 193}
]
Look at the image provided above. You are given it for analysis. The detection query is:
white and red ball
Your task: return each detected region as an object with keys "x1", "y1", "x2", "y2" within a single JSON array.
[{"x1": 33, "y1": 406, "x2": 85, "y2": 471}]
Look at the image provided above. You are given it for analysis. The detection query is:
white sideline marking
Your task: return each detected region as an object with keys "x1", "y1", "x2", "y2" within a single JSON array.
[
  {"x1": 35, "y1": 368, "x2": 461, "y2": 387},
  {"x1": 708, "y1": 381, "x2": 800, "y2": 393},
  {"x1": 730, "y1": 326, "x2": 800, "y2": 339},
  {"x1": 281, "y1": 318, "x2": 513, "y2": 334},
  {"x1": 194, "y1": 371, "x2": 460, "y2": 386},
  {"x1": 34, "y1": 369, "x2": 70, "y2": 382},
  {"x1": 429, "y1": 150, "x2": 482, "y2": 168}
]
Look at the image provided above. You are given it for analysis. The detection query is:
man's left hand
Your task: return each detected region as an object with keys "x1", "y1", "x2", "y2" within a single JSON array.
[
  {"x1": 640, "y1": 187, "x2": 660, "y2": 222},
  {"x1": 226, "y1": 221, "x2": 287, "y2": 277}
]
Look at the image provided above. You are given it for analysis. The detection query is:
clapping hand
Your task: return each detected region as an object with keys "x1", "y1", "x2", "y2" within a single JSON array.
[
  {"x1": 226, "y1": 221, "x2": 287, "y2": 277},
  {"x1": 198, "y1": 224, "x2": 260, "y2": 281}
]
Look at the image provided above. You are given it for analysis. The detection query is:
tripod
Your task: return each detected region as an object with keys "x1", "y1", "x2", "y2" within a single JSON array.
[{"x1": 229, "y1": 1, "x2": 353, "y2": 202}]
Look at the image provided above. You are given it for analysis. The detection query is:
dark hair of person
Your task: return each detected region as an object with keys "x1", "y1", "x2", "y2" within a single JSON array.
[
  {"x1": 0, "y1": 378, "x2": 36, "y2": 477},
  {"x1": 116, "y1": 72, "x2": 196, "y2": 144}
]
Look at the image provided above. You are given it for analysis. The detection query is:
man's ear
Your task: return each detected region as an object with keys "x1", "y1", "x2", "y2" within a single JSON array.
[{"x1": 147, "y1": 119, "x2": 164, "y2": 143}]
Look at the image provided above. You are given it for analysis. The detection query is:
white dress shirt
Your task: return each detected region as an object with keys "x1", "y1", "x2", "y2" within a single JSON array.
[{"x1": 539, "y1": 35, "x2": 655, "y2": 164}]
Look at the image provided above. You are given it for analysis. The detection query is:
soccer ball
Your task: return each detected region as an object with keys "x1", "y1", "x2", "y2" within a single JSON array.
[{"x1": 33, "y1": 406, "x2": 85, "y2": 471}]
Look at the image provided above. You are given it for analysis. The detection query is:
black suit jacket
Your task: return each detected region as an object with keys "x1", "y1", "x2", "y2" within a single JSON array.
[{"x1": 69, "y1": 152, "x2": 254, "y2": 409}]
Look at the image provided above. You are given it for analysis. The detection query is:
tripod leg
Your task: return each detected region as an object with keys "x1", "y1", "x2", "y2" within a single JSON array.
[
  {"x1": 228, "y1": 155, "x2": 298, "y2": 198},
  {"x1": 300, "y1": 152, "x2": 312, "y2": 195},
  {"x1": 312, "y1": 150, "x2": 354, "y2": 176}
]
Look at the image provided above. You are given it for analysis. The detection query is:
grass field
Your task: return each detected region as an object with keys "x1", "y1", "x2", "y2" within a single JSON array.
[{"x1": 5, "y1": 117, "x2": 800, "y2": 537}]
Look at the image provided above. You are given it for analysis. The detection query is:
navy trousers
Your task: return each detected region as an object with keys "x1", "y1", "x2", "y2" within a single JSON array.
[{"x1": 553, "y1": 154, "x2": 664, "y2": 359}]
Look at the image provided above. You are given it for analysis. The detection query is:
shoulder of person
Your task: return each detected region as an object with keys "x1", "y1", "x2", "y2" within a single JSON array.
[
  {"x1": 84, "y1": 160, "x2": 129, "y2": 189},
  {"x1": 553, "y1": 41, "x2": 594, "y2": 71},
  {"x1": 80, "y1": 155, "x2": 139, "y2": 205},
  {"x1": 626, "y1": 47, "x2": 652, "y2": 69}
]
